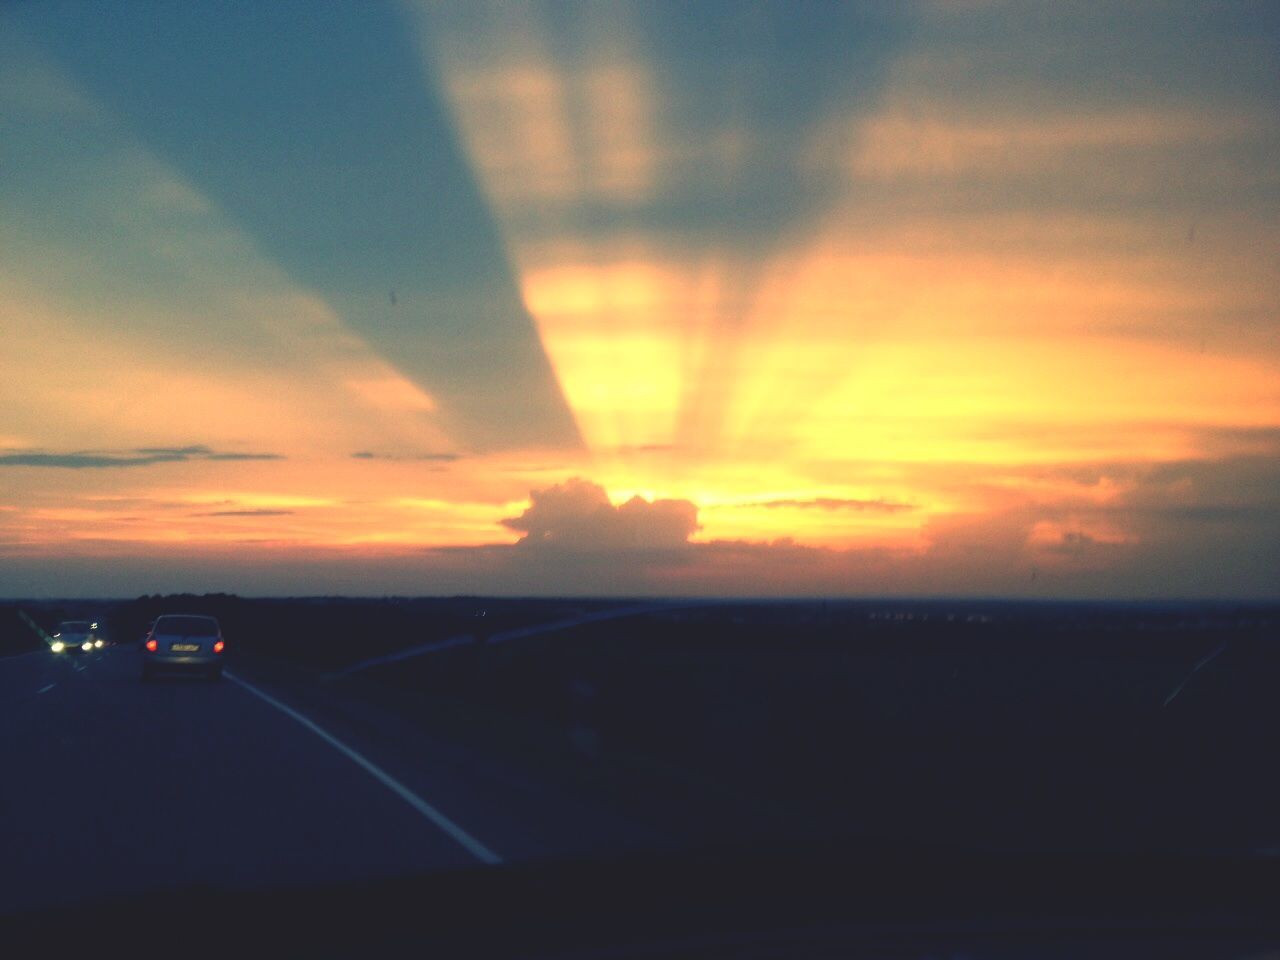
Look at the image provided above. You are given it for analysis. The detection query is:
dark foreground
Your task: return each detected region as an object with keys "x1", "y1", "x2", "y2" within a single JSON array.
[
  {"x1": 2, "y1": 597, "x2": 1278, "y2": 954},
  {"x1": 10, "y1": 844, "x2": 1280, "y2": 957}
]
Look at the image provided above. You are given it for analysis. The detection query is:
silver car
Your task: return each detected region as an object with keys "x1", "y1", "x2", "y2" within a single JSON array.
[
  {"x1": 52, "y1": 620, "x2": 102, "y2": 654},
  {"x1": 141, "y1": 614, "x2": 226, "y2": 680}
]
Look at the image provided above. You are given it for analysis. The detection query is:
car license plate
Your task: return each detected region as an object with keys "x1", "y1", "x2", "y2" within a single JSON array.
[{"x1": 170, "y1": 643, "x2": 200, "y2": 652}]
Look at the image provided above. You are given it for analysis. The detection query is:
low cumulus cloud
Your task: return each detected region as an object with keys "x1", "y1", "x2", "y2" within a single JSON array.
[
  {"x1": 913, "y1": 452, "x2": 1280, "y2": 597},
  {"x1": 501, "y1": 477, "x2": 699, "y2": 552},
  {"x1": 487, "y1": 465, "x2": 1278, "y2": 597},
  {"x1": 0, "y1": 445, "x2": 283, "y2": 469},
  {"x1": 1042, "y1": 530, "x2": 1126, "y2": 560}
]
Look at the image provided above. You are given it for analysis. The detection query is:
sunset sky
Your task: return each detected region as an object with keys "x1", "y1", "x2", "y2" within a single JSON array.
[{"x1": 2, "y1": 1, "x2": 1278, "y2": 598}]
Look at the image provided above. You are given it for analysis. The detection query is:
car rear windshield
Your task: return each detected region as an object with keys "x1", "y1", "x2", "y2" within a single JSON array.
[
  {"x1": 59, "y1": 622, "x2": 91, "y2": 632},
  {"x1": 154, "y1": 616, "x2": 219, "y2": 636}
]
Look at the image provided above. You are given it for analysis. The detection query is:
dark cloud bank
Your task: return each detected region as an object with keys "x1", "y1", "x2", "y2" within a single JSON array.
[{"x1": 0, "y1": 445, "x2": 282, "y2": 469}]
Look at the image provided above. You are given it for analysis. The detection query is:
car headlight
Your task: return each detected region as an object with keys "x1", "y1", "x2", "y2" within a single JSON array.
[
  {"x1": 95, "y1": 639, "x2": 104, "y2": 648},
  {"x1": 51, "y1": 641, "x2": 65, "y2": 653},
  {"x1": 82, "y1": 641, "x2": 93, "y2": 652}
]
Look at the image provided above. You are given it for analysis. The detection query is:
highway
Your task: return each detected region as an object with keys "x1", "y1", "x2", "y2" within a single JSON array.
[
  {"x1": 0, "y1": 644, "x2": 656, "y2": 915},
  {"x1": 4, "y1": 622, "x2": 1280, "y2": 952}
]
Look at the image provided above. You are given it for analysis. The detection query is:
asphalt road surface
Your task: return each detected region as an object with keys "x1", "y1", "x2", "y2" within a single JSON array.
[
  {"x1": 4, "y1": 628, "x2": 1280, "y2": 953},
  {"x1": 6, "y1": 617, "x2": 1279, "y2": 925},
  {"x1": 0, "y1": 645, "x2": 655, "y2": 915}
]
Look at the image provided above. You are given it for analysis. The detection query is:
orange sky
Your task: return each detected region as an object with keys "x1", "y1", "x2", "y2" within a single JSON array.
[{"x1": 1, "y1": 2, "x2": 1278, "y2": 598}]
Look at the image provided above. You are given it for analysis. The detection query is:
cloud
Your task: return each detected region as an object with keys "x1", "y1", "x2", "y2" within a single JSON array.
[
  {"x1": 204, "y1": 452, "x2": 283, "y2": 461},
  {"x1": 4, "y1": 457, "x2": 1275, "y2": 598},
  {"x1": 351, "y1": 451, "x2": 460, "y2": 462},
  {"x1": 192, "y1": 509, "x2": 294, "y2": 517},
  {"x1": 0, "y1": 453, "x2": 185, "y2": 469},
  {"x1": 1042, "y1": 530, "x2": 1124, "y2": 559},
  {"x1": 501, "y1": 477, "x2": 699, "y2": 552},
  {"x1": 0, "y1": 446, "x2": 283, "y2": 468},
  {"x1": 751, "y1": 497, "x2": 916, "y2": 513},
  {"x1": 907, "y1": 452, "x2": 1280, "y2": 596},
  {"x1": 135, "y1": 445, "x2": 213, "y2": 455}
]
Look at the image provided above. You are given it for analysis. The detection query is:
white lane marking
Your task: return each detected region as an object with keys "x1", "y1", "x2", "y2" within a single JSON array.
[
  {"x1": 225, "y1": 671, "x2": 501, "y2": 865},
  {"x1": 38, "y1": 683, "x2": 55, "y2": 694},
  {"x1": 1163, "y1": 642, "x2": 1228, "y2": 707}
]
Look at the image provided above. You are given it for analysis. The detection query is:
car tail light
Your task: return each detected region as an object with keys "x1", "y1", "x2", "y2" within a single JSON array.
[
  {"x1": 213, "y1": 639, "x2": 225, "y2": 654},
  {"x1": 145, "y1": 637, "x2": 157, "y2": 652}
]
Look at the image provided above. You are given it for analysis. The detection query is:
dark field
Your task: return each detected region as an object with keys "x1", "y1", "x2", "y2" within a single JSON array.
[{"x1": 7, "y1": 595, "x2": 1278, "y2": 860}]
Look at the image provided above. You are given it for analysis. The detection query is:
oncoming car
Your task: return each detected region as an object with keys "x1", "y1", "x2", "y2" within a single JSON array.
[
  {"x1": 51, "y1": 621, "x2": 102, "y2": 654},
  {"x1": 142, "y1": 614, "x2": 226, "y2": 680}
]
